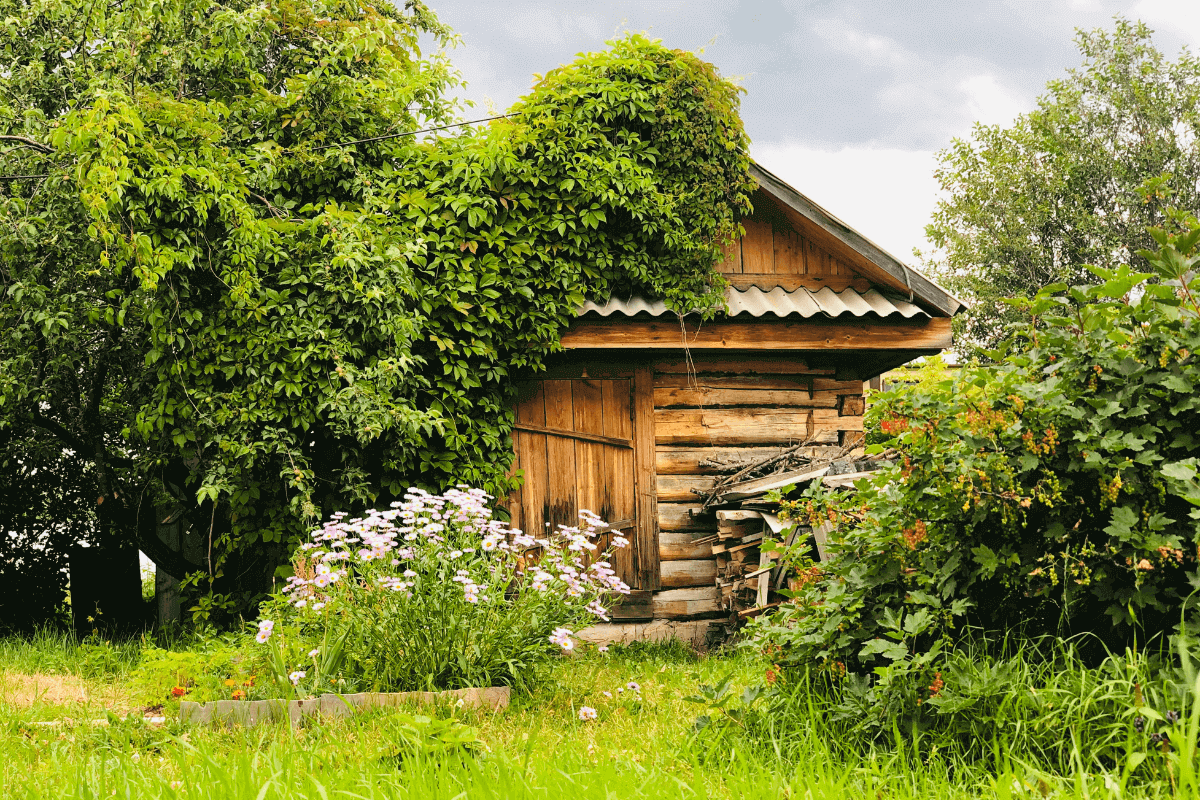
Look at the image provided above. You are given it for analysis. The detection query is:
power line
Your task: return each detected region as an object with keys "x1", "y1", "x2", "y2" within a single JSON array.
[
  {"x1": 0, "y1": 113, "x2": 518, "y2": 183},
  {"x1": 305, "y1": 114, "x2": 513, "y2": 152}
]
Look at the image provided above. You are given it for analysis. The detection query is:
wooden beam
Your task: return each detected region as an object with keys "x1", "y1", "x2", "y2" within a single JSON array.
[
  {"x1": 633, "y1": 364, "x2": 661, "y2": 591},
  {"x1": 654, "y1": 386, "x2": 821, "y2": 409},
  {"x1": 609, "y1": 590, "x2": 654, "y2": 621},
  {"x1": 654, "y1": 356, "x2": 832, "y2": 375},
  {"x1": 659, "y1": 503, "x2": 711, "y2": 532},
  {"x1": 512, "y1": 422, "x2": 633, "y2": 449},
  {"x1": 561, "y1": 317, "x2": 953, "y2": 351}
]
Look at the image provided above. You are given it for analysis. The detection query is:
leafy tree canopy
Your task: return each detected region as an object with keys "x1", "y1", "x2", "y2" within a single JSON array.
[
  {"x1": 0, "y1": 0, "x2": 753, "y2": 622},
  {"x1": 925, "y1": 20, "x2": 1200, "y2": 352}
]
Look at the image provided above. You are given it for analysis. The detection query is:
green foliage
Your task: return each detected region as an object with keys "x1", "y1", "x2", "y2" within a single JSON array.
[
  {"x1": 0, "y1": 0, "x2": 753, "y2": 619},
  {"x1": 744, "y1": 637, "x2": 1200, "y2": 786},
  {"x1": 748, "y1": 219, "x2": 1200, "y2": 677},
  {"x1": 926, "y1": 20, "x2": 1200, "y2": 352},
  {"x1": 127, "y1": 641, "x2": 261, "y2": 705},
  {"x1": 378, "y1": 713, "x2": 481, "y2": 762}
]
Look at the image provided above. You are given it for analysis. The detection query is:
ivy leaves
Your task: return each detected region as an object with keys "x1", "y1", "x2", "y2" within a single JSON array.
[{"x1": 1, "y1": 1, "x2": 753, "y2": 615}]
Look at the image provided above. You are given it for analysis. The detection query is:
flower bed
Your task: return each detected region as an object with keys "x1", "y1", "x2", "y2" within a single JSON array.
[{"x1": 254, "y1": 487, "x2": 630, "y2": 695}]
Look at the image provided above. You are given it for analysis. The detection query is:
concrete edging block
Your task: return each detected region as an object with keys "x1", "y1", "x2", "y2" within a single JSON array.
[{"x1": 180, "y1": 686, "x2": 510, "y2": 728}]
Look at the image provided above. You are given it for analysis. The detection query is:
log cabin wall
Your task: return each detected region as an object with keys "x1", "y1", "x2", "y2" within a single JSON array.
[
  {"x1": 517, "y1": 170, "x2": 961, "y2": 626},
  {"x1": 650, "y1": 353, "x2": 866, "y2": 620}
]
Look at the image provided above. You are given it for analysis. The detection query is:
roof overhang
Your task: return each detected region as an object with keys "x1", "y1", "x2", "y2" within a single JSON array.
[{"x1": 748, "y1": 162, "x2": 963, "y2": 318}]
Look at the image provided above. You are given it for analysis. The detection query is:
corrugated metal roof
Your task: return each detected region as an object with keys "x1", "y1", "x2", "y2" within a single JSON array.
[{"x1": 578, "y1": 286, "x2": 930, "y2": 320}]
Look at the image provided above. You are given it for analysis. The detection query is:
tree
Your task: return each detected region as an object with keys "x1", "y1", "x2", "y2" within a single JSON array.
[
  {"x1": 925, "y1": 20, "x2": 1200, "y2": 352},
  {"x1": 0, "y1": 0, "x2": 753, "y2": 625}
]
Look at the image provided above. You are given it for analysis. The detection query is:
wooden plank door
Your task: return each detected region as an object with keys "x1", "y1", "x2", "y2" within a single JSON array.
[{"x1": 508, "y1": 373, "x2": 658, "y2": 590}]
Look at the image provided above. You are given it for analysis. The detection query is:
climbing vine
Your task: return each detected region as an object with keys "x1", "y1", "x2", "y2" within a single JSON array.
[{"x1": 0, "y1": 0, "x2": 754, "y2": 619}]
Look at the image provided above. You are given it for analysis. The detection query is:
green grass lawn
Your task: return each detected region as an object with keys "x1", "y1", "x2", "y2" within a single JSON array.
[{"x1": 0, "y1": 633, "x2": 1193, "y2": 799}]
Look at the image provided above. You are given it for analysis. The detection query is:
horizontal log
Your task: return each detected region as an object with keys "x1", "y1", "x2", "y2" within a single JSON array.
[
  {"x1": 813, "y1": 409, "x2": 864, "y2": 432},
  {"x1": 655, "y1": 357, "x2": 834, "y2": 375},
  {"x1": 656, "y1": 408, "x2": 813, "y2": 446},
  {"x1": 609, "y1": 590, "x2": 654, "y2": 621},
  {"x1": 813, "y1": 378, "x2": 867, "y2": 393},
  {"x1": 659, "y1": 503, "x2": 713, "y2": 532},
  {"x1": 651, "y1": 587, "x2": 721, "y2": 620},
  {"x1": 655, "y1": 445, "x2": 846, "y2": 475},
  {"x1": 561, "y1": 318, "x2": 953, "y2": 351},
  {"x1": 654, "y1": 386, "x2": 826, "y2": 409},
  {"x1": 657, "y1": 474, "x2": 717, "y2": 503},
  {"x1": 660, "y1": 559, "x2": 718, "y2": 589},
  {"x1": 660, "y1": 532, "x2": 716, "y2": 561},
  {"x1": 654, "y1": 373, "x2": 813, "y2": 390}
]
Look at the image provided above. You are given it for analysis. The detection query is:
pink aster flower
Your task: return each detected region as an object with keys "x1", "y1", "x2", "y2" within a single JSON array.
[{"x1": 549, "y1": 627, "x2": 574, "y2": 651}]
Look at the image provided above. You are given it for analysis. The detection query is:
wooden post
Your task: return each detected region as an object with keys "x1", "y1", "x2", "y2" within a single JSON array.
[{"x1": 633, "y1": 364, "x2": 661, "y2": 590}]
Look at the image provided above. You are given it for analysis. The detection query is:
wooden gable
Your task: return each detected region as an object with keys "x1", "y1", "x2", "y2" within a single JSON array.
[{"x1": 717, "y1": 188, "x2": 875, "y2": 295}]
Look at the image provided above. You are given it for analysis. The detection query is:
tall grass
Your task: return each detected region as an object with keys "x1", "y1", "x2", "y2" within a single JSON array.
[
  {"x1": 742, "y1": 633, "x2": 1200, "y2": 797},
  {"x1": 2, "y1": 633, "x2": 1198, "y2": 798}
]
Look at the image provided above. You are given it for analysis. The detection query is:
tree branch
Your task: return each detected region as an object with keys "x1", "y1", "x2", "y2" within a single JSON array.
[
  {"x1": 0, "y1": 135, "x2": 54, "y2": 154},
  {"x1": 135, "y1": 504, "x2": 206, "y2": 579},
  {"x1": 27, "y1": 409, "x2": 135, "y2": 468},
  {"x1": 28, "y1": 409, "x2": 90, "y2": 453},
  {"x1": 85, "y1": 325, "x2": 121, "y2": 425}
]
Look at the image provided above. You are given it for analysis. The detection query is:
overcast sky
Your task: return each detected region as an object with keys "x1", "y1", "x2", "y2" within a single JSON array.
[{"x1": 425, "y1": 0, "x2": 1198, "y2": 263}]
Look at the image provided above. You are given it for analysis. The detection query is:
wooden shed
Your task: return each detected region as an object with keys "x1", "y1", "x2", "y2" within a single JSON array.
[{"x1": 506, "y1": 163, "x2": 961, "y2": 641}]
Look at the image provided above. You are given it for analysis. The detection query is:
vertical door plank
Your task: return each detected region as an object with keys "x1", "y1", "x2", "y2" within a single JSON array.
[
  {"x1": 602, "y1": 379, "x2": 636, "y2": 585},
  {"x1": 572, "y1": 379, "x2": 605, "y2": 527},
  {"x1": 633, "y1": 365, "x2": 661, "y2": 590},
  {"x1": 514, "y1": 382, "x2": 547, "y2": 538},
  {"x1": 542, "y1": 379, "x2": 578, "y2": 531},
  {"x1": 506, "y1": 418, "x2": 523, "y2": 535}
]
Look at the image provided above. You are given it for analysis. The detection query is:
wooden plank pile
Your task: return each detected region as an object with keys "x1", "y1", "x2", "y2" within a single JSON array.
[{"x1": 691, "y1": 443, "x2": 896, "y2": 621}]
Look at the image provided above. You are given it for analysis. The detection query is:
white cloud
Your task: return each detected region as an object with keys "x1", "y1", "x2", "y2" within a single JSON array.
[
  {"x1": 809, "y1": 18, "x2": 916, "y2": 69},
  {"x1": 498, "y1": 7, "x2": 607, "y2": 47},
  {"x1": 751, "y1": 142, "x2": 941, "y2": 263},
  {"x1": 1129, "y1": 0, "x2": 1200, "y2": 48},
  {"x1": 958, "y1": 73, "x2": 1030, "y2": 128}
]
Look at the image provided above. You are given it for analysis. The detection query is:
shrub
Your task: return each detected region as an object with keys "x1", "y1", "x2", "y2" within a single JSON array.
[
  {"x1": 255, "y1": 487, "x2": 630, "y2": 694},
  {"x1": 748, "y1": 220, "x2": 1200, "y2": 677}
]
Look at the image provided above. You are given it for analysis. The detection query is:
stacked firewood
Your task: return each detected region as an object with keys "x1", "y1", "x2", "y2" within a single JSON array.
[{"x1": 692, "y1": 443, "x2": 897, "y2": 619}]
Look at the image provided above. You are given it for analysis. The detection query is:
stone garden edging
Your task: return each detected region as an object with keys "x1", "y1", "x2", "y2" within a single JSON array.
[{"x1": 179, "y1": 686, "x2": 510, "y2": 728}]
